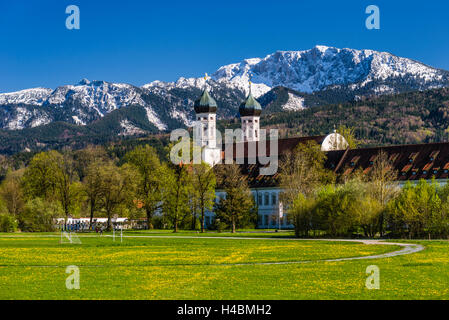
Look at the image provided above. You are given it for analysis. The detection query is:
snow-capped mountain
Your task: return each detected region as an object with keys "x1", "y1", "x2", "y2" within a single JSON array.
[
  {"x1": 1, "y1": 45, "x2": 448, "y2": 132},
  {"x1": 211, "y1": 45, "x2": 448, "y2": 95},
  {"x1": 0, "y1": 88, "x2": 53, "y2": 106}
]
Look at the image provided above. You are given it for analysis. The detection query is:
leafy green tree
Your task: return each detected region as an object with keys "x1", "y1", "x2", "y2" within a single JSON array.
[
  {"x1": 314, "y1": 182, "x2": 359, "y2": 237},
  {"x1": 82, "y1": 160, "x2": 106, "y2": 227},
  {"x1": 18, "y1": 198, "x2": 62, "y2": 232},
  {"x1": 98, "y1": 162, "x2": 137, "y2": 230},
  {"x1": 337, "y1": 125, "x2": 359, "y2": 149},
  {"x1": 125, "y1": 145, "x2": 164, "y2": 229},
  {"x1": 22, "y1": 151, "x2": 80, "y2": 218},
  {"x1": 192, "y1": 163, "x2": 216, "y2": 232},
  {"x1": 387, "y1": 179, "x2": 441, "y2": 238},
  {"x1": 279, "y1": 141, "x2": 333, "y2": 231},
  {"x1": 22, "y1": 151, "x2": 58, "y2": 199},
  {"x1": 0, "y1": 213, "x2": 18, "y2": 232},
  {"x1": 73, "y1": 145, "x2": 110, "y2": 181},
  {"x1": 354, "y1": 195, "x2": 383, "y2": 238},
  {"x1": 162, "y1": 163, "x2": 192, "y2": 233},
  {"x1": 214, "y1": 163, "x2": 255, "y2": 233},
  {"x1": 0, "y1": 169, "x2": 25, "y2": 218},
  {"x1": 290, "y1": 193, "x2": 317, "y2": 237}
]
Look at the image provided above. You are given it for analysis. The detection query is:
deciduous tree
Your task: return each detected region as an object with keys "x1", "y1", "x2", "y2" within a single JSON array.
[
  {"x1": 214, "y1": 163, "x2": 255, "y2": 233},
  {"x1": 192, "y1": 163, "x2": 216, "y2": 232},
  {"x1": 125, "y1": 145, "x2": 164, "y2": 229}
]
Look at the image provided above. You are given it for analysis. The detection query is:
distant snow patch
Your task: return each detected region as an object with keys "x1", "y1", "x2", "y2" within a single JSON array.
[
  {"x1": 119, "y1": 120, "x2": 146, "y2": 136},
  {"x1": 30, "y1": 116, "x2": 51, "y2": 128},
  {"x1": 72, "y1": 116, "x2": 86, "y2": 125},
  {"x1": 144, "y1": 106, "x2": 167, "y2": 131},
  {"x1": 170, "y1": 109, "x2": 194, "y2": 127},
  {"x1": 283, "y1": 93, "x2": 305, "y2": 111}
]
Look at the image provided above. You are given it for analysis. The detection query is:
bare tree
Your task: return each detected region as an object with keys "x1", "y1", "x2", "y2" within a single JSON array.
[
  {"x1": 366, "y1": 150, "x2": 399, "y2": 236},
  {"x1": 279, "y1": 141, "x2": 333, "y2": 206}
]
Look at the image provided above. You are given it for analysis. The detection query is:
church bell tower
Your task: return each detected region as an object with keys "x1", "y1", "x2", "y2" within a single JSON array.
[
  {"x1": 193, "y1": 74, "x2": 221, "y2": 166},
  {"x1": 239, "y1": 76, "x2": 262, "y2": 142}
]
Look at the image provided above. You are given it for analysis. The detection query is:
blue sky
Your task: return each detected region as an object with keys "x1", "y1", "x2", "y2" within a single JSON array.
[{"x1": 0, "y1": 0, "x2": 448, "y2": 93}]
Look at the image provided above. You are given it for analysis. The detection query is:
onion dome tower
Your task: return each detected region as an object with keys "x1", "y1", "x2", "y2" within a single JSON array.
[
  {"x1": 239, "y1": 76, "x2": 262, "y2": 142},
  {"x1": 193, "y1": 74, "x2": 221, "y2": 166},
  {"x1": 194, "y1": 74, "x2": 217, "y2": 148}
]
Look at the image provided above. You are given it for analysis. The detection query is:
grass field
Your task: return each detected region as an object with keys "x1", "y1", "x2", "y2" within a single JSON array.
[{"x1": 0, "y1": 231, "x2": 447, "y2": 299}]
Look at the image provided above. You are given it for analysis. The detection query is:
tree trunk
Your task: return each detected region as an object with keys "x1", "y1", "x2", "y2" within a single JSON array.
[
  {"x1": 201, "y1": 206, "x2": 205, "y2": 233},
  {"x1": 174, "y1": 219, "x2": 178, "y2": 233},
  {"x1": 107, "y1": 215, "x2": 111, "y2": 231},
  {"x1": 146, "y1": 208, "x2": 153, "y2": 230},
  {"x1": 89, "y1": 205, "x2": 94, "y2": 228},
  {"x1": 379, "y1": 213, "x2": 384, "y2": 237}
]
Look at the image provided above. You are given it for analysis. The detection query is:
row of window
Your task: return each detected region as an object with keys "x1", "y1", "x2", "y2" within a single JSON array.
[
  {"x1": 255, "y1": 192, "x2": 277, "y2": 206},
  {"x1": 205, "y1": 214, "x2": 288, "y2": 227},
  {"x1": 216, "y1": 192, "x2": 278, "y2": 207},
  {"x1": 197, "y1": 116, "x2": 214, "y2": 121},
  {"x1": 258, "y1": 215, "x2": 289, "y2": 226}
]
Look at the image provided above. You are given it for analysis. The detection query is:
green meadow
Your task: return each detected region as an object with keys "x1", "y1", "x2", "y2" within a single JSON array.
[{"x1": 0, "y1": 231, "x2": 447, "y2": 300}]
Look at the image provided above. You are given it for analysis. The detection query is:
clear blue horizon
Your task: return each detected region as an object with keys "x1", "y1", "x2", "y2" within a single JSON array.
[{"x1": 1, "y1": 0, "x2": 448, "y2": 93}]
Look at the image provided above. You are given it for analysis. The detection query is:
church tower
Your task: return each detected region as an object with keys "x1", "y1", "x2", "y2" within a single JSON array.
[
  {"x1": 239, "y1": 79, "x2": 262, "y2": 142},
  {"x1": 193, "y1": 75, "x2": 221, "y2": 166}
]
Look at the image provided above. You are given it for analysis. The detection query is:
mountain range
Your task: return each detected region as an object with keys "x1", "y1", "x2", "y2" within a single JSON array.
[{"x1": 0, "y1": 45, "x2": 448, "y2": 154}]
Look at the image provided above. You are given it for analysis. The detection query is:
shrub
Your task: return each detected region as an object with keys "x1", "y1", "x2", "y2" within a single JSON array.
[
  {"x1": 0, "y1": 214, "x2": 18, "y2": 232},
  {"x1": 18, "y1": 198, "x2": 62, "y2": 232}
]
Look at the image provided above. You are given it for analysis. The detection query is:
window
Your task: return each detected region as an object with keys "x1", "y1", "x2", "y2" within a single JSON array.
[
  {"x1": 264, "y1": 193, "x2": 269, "y2": 206},
  {"x1": 272, "y1": 194, "x2": 277, "y2": 205},
  {"x1": 258, "y1": 194, "x2": 262, "y2": 206}
]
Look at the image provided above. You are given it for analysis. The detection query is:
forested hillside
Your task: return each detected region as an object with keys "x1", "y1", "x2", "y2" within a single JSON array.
[{"x1": 257, "y1": 87, "x2": 449, "y2": 146}]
